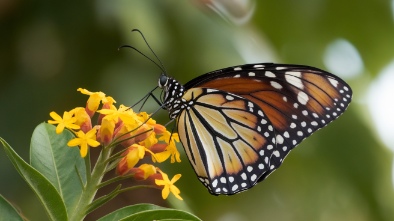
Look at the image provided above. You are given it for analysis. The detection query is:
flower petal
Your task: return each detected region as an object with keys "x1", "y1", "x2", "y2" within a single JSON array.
[
  {"x1": 56, "y1": 124, "x2": 65, "y2": 134},
  {"x1": 67, "y1": 138, "x2": 81, "y2": 147},
  {"x1": 49, "y1": 111, "x2": 62, "y2": 122}
]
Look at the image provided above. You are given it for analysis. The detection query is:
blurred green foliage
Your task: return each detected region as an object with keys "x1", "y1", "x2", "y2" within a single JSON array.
[{"x1": 1, "y1": 0, "x2": 393, "y2": 220}]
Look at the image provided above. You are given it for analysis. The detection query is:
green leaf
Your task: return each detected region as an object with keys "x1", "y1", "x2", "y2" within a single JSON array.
[
  {"x1": 30, "y1": 123, "x2": 86, "y2": 215},
  {"x1": 98, "y1": 204, "x2": 202, "y2": 221},
  {"x1": 0, "y1": 137, "x2": 68, "y2": 221},
  {"x1": 0, "y1": 194, "x2": 24, "y2": 221}
]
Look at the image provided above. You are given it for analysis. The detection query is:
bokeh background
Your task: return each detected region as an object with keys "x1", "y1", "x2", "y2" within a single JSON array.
[{"x1": 1, "y1": 0, "x2": 394, "y2": 220}]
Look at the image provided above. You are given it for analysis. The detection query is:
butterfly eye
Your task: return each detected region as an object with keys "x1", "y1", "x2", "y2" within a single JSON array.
[{"x1": 158, "y1": 74, "x2": 168, "y2": 88}]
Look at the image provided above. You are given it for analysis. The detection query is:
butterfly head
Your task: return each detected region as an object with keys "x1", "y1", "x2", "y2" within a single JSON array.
[
  {"x1": 158, "y1": 73, "x2": 169, "y2": 88},
  {"x1": 158, "y1": 74, "x2": 186, "y2": 119}
]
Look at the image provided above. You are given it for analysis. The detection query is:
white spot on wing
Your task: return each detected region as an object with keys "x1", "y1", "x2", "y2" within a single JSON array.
[
  {"x1": 276, "y1": 135, "x2": 284, "y2": 144},
  {"x1": 270, "y1": 81, "x2": 283, "y2": 89},
  {"x1": 212, "y1": 179, "x2": 218, "y2": 187},
  {"x1": 285, "y1": 71, "x2": 303, "y2": 89},
  {"x1": 232, "y1": 184, "x2": 239, "y2": 191},
  {"x1": 226, "y1": 95, "x2": 234, "y2": 100},
  {"x1": 265, "y1": 71, "x2": 276, "y2": 78},
  {"x1": 207, "y1": 89, "x2": 217, "y2": 93},
  {"x1": 328, "y1": 78, "x2": 339, "y2": 87},
  {"x1": 297, "y1": 91, "x2": 309, "y2": 105},
  {"x1": 251, "y1": 174, "x2": 257, "y2": 182}
]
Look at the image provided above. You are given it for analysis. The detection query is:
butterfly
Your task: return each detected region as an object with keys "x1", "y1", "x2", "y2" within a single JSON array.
[{"x1": 157, "y1": 63, "x2": 352, "y2": 195}]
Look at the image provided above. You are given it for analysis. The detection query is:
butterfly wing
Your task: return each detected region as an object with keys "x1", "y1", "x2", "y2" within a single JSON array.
[
  {"x1": 177, "y1": 87, "x2": 277, "y2": 195},
  {"x1": 183, "y1": 63, "x2": 352, "y2": 182}
]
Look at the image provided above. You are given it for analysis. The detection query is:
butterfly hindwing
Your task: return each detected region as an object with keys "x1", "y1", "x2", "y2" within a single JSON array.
[{"x1": 176, "y1": 87, "x2": 276, "y2": 195}]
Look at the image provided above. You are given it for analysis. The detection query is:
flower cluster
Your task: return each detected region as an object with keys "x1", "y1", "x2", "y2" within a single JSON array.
[{"x1": 48, "y1": 88, "x2": 183, "y2": 200}]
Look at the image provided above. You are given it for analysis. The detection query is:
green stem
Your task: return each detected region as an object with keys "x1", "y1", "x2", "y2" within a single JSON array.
[
  {"x1": 97, "y1": 174, "x2": 133, "y2": 189},
  {"x1": 84, "y1": 151, "x2": 92, "y2": 183},
  {"x1": 105, "y1": 159, "x2": 121, "y2": 173},
  {"x1": 69, "y1": 146, "x2": 113, "y2": 221},
  {"x1": 116, "y1": 184, "x2": 159, "y2": 195}
]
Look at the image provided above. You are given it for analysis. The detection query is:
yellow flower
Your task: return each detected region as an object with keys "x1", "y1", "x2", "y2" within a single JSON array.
[
  {"x1": 159, "y1": 131, "x2": 179, "y2": 144},
  {"x1": 125, "y1": 144, "x2": 146, "y2": 168},
  {"x1": 77, "y1": 88, "x2": 116, "y2": 117},
  {"x1": 70, "y1": 107, "x2": 92, "y2": 133},
  {"x1": 99, "y1": 116, "x2": 116, "y2": 145},
  {"x1": 155, "y1": 170, "x2": 183, "y2": 200},
  {"x1": 137, "y1": 112, "x2": 156, "y2": 126},
  {"x1": 102, "y1": 96, "x2": 116, "y2": 107},
  {"x1": 135, "y1": 164, "x2": 157, "y2": 180},
  {"x1": 139, "y1": 130, "x2": 158, "y2": 149},
  {"x1": 116, "y1": 145, "x2": 157, "y2": 175},
  {"x1": 152, "y1": 151, "x2": 171, "y2": 163},
  {"x1": 48, "y1": 111, "x2": 80, "y2": 134},
  {"x1": 98, "y1": 104, "x2": 139, "y2": 126},
  {"x1": 67, "y1": 128, "x2": 100, "y2": 157},
  {"x1": 157, "y1": 132, "x2": 181, "y2": 163}
]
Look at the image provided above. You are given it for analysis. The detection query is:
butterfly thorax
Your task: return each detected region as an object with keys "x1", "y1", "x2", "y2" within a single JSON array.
[{"x1": 159, "y1": 75, "x2": 187, "y2": 119}]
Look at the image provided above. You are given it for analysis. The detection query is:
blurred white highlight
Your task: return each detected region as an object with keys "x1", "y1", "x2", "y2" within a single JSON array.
[
  {"x1": 204, "y1": 0, "x2": 255, "y2": 25},
  {"x1": 367, "y1": 60, "x2": 394, "y2": 187},
  {"x1": 324, "y1": 39, "x2": 363, "y2": 79},
  {"x1": 367, "y1": 61, "x2": 394, "y2": 151}
]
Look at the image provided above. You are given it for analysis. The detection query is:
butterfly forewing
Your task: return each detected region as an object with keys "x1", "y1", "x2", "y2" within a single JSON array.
[{"x1": 177, "y1": 87, "x2": 276, "y2": 195}]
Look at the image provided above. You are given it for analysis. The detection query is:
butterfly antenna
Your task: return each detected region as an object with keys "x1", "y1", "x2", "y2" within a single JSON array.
[
  {"x1": 118, "y1": 45, "x2": 165, "y2": 73},
  {"x1": 131, "y1": 29, "x2": 168, "y2": 75}
]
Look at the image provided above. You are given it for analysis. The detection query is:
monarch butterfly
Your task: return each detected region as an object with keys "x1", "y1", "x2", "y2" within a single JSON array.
[{"x1": 126, "y1": 30, "x2": 352, "y2": 195}]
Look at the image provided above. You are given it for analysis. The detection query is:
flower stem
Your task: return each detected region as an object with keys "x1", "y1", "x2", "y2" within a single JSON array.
[
  {"x1": 97, "y1": 174, "x2": 133, "y2": 189},
  {"x1": 70, "y1": 146, "x2": 113, "y2": 221}
]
